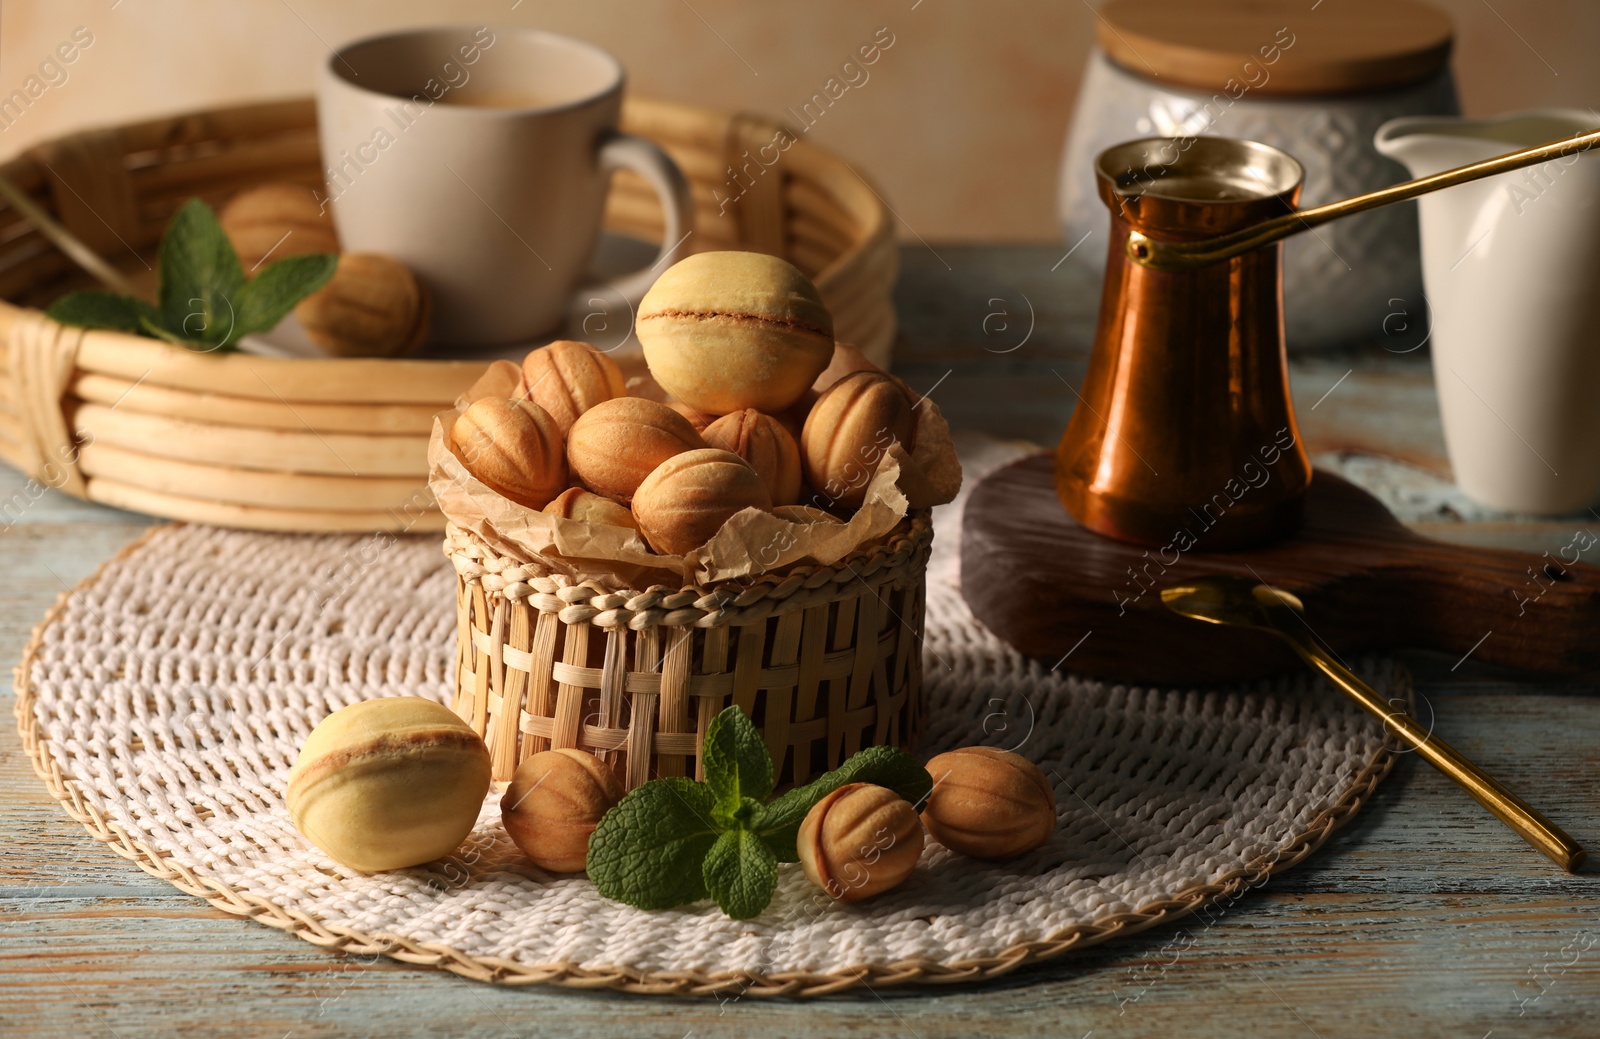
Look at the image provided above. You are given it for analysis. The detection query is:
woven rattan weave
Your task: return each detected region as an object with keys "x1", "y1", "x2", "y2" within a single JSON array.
[{"x1": 447, "y1": 514, "x2": 932, "y2": 786}]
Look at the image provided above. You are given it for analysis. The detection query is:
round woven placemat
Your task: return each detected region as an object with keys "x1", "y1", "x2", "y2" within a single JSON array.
[{"x1": 15, "y1": 521, "x2": 1409, "y2": 997}]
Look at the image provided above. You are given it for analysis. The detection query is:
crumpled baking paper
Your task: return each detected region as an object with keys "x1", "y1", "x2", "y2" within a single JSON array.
[{"x1": 428, "y1": 359, "x2": 962, "y2": 589}]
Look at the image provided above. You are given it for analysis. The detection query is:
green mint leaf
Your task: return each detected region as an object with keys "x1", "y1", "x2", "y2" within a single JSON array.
[
  {"x1": 157, "y1": 198, "x2": 246, "y2": 347},
  {"x1": 702, "y1": 705, "x2": 774, "y2": 816},
  {"x1": 702, "y1": 828, "x2": 778, "y2": 920},
  {"x1": 135, "y1": 313, "x2": 235, "y2": 354},
  {"x1": 44, "y1": 199, "x2": 319, "y2": 354},
  {"x1": 758, "y1": 745, "x2": 933, "y2": 862},
  {"x1": 45, "y1": 291, "x2": 158, "y2": 333},
  {"x1": 139, "y1": 315, "x2": 188, "y2": 345},
  {"x1": 232, "y1": 252, "x2": 336, "y2": 338},
  {"x1": 712, "y1": 795, "x2": 768, "y2": 832},
  {"x1": 586, "y1": 777, "x2": 719, "y2": 910}
]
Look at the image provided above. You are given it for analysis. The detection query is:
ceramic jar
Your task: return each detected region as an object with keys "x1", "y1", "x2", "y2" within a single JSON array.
[{"x1": 1058, "y1": 0, "x2": 1459, "y2": 354}]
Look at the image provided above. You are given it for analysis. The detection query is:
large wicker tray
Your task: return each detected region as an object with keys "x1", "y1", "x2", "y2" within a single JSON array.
[{"x1": 0, "y1": 97, "x2": 897, "y2": 532}]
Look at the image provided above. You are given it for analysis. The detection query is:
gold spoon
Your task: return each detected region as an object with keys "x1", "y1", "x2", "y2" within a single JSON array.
[{"x1": 1161, "y1": 575, "x2": 1586, "y2": 872}]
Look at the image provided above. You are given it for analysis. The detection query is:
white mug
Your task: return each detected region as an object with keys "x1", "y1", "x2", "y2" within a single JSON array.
[{"x1": 317, "y1": 26, "x2": 692, "y2": 347}]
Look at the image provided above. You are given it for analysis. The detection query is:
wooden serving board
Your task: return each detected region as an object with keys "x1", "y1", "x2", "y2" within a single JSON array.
[{"x1": 960, "y1": 453, "x2": 1600, "y2": 685}]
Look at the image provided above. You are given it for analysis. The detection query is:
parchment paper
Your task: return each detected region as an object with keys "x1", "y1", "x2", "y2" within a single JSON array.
[{"x1": 429, "y1": 359, "x2": 961, "y2": 589}]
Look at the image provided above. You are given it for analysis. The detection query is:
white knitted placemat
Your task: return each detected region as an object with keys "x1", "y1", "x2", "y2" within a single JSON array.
[{"x1": 16, "y1": 520, "x2": 1407, "y2": 995}]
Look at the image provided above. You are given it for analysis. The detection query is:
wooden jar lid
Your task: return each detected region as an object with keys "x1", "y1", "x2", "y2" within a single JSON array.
[{"x1": 1096, "y1": 0, "x2": 1454, "y2": 95}]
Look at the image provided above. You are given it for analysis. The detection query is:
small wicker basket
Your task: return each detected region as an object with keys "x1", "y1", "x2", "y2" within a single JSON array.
[
  {"x1": 0, "y1": 96, "x2": 897, "y2": 532},
  {"x1": 446, "y1": 513, "x2": 932, "y2": 789}
]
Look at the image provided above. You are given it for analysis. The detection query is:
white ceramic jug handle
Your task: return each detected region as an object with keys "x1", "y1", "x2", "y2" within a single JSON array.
[{"x1": 572, "y1": 131, "x2": 693, "y2": 332}]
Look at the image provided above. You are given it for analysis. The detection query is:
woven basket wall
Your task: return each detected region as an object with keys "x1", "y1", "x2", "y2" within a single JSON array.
[
  {"x1": 0, "y1": 96, "x2": 897, "y2": 532},
  {"x1": 446, "y1": 513, "x2": 932, "y2": 788}
]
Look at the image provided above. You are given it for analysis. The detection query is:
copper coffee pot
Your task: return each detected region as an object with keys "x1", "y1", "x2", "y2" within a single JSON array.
[{"x1": 1056, "y1": 128, "x2": 1600, "y2": 549}]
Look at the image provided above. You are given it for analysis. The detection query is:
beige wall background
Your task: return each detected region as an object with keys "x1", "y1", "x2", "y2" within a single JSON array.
[{"x1": 1, "y1": 0, "x2": 1595, "y2": 241}]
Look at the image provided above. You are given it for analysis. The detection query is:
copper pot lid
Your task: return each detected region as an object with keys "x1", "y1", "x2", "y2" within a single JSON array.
[{"x1": 1095, "y1": 0, "x2": 1454, "y2": 96}]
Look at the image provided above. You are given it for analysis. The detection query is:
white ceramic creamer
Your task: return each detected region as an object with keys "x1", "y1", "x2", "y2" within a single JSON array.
[{"x1": 1376, "y1": 110, "x2": 1600, "y2": 514}]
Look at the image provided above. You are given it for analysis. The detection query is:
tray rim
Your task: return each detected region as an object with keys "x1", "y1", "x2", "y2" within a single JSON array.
[
  {"x1": 0, "y1": 92, "x2": 899, "y2": 534},
  {"x1": 13, "y1": 523, "x2": 1411, "y2": 997}
]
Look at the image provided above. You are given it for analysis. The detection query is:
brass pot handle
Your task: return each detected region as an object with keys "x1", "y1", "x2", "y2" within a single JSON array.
[{"x1": 1126, "y1": 126, "x2": 1600, "y2": 273}]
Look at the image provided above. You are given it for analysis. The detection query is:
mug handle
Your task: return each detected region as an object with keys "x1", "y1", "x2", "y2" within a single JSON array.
[{"x1": 570, "y1": 130, "x2": 694, "y2": 334}]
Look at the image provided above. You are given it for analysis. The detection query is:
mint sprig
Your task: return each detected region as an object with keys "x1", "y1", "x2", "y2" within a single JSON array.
[
  {"x1": 46, "y1": 198, "x2": 335, "y2": 353},
  {"x1": 702, "y1": 829, "x2": 778, "y2": 921},
  {"x1": 703, "y1": 699, "x2": 774, "y2": 827},
  {"x1": 587, "y1": 777, "x2": 719, "y2": 910},
  {"x1": 586, "y1": 706, "x2": 931, "y2": 919}
]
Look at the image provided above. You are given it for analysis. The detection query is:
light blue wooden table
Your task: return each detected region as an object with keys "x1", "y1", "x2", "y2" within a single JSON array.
[{"x1": 4, "y1": 246, "x2": 1596, "y2": 1037}]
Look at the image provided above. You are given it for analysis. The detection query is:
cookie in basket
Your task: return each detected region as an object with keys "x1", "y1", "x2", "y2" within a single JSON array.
[{"x1": 427, "y1": 251, "x2": 961, "y2": 788}]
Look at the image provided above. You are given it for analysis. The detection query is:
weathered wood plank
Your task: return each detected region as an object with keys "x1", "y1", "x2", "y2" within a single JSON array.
[
  {"x1": 2, "y1": 887, "x2": 1595, "y2": 1037},
  {"x1": 3, "y1": 691, "x2": 1597, "y2": 1034},
  {"x1": 1293, "y1": 359, "x2": 1449, "y2": 477},
  {"x1": 0, "y1": 470, "x2": 149, "y2": 530}
]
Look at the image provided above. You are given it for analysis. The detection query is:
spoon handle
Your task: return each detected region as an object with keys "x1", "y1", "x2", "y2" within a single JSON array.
[{"x1": 1284, "y1": 637, "x2": 1586, "y2": 872}]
